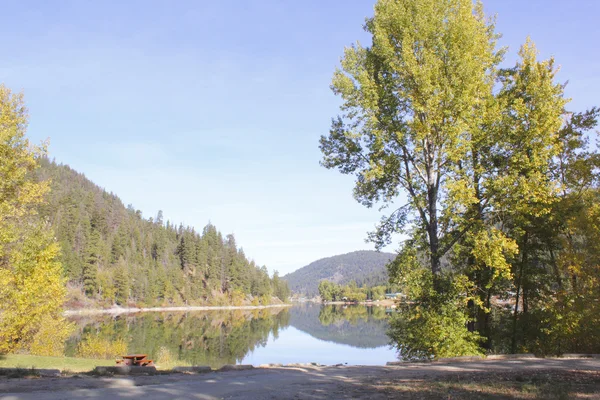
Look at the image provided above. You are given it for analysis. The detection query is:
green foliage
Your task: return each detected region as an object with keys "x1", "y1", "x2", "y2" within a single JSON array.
[
  {"x1": 318, "y1": 279, "x2": 390, "y2": 303},
  {"x1": 390, "y1": 302, "x2": 483, "y2": 360},
  {"x1": 318, "y1": 280, "x2": 335, "y2": 302},
  {"x1": 324, "y1": 0, "x2": 599, "y2": 358},
  {"x1": 370, "y1": 285, "x2": 386, "y2": 301},
  {"x1": 271, "y1": 271, "x2": 290, "y2": 302},
  {"x1": 113, "y1": 265, "x2": 129, "y2": 306},
  {"x1": 388, "y1": 267, "x2": 483, "y2": 359},
  {"x1": 321, "y1": 0, "x2": 503, "y2": 278}
]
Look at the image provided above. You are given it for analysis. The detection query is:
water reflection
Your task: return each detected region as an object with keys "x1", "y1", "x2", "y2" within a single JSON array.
[
  {"x1": 66, "y1": 308, "x2": 290, "y2": 368},
  {"x1": 290, "y1": 303, "x2": 391, "y2": 348},
  {"x1": 242, "y1": 304, "x2": 397, "y2": 366},
  {"x1": 65, "y1": 304, "x2": 398, "y2": 367}
]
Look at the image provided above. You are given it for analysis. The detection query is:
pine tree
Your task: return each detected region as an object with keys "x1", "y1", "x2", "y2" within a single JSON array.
[
  {"x1": 83, "y1": 228, "x2": 100, "y2": 296},
  {"x1": 113, "y1": 260, "x2": 129, "y2": 305}
]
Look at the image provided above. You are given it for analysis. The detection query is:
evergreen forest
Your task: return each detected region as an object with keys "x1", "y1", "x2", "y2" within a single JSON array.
[{"x1": 36, "y1": 158, "x2": 290, "y2": 308}]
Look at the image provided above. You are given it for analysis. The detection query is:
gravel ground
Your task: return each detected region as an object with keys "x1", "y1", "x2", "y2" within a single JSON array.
[{"x1": 0, "y1": 358, "x2": 599, "y2": 399}]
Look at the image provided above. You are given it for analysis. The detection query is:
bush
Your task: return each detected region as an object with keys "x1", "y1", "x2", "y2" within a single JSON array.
[
  {"x1": 259, "y1": 294, "x2": 271, "y2": 306},
  {"x1": 389, "y1": 298, "x2": 483, "y2": 360},
  {"x1": 230, "y1": 289, "x2": 246, "y2": 306},
  {"x1": 155, "y1": 346, "x2": 175, "y2": 368},
  {"x1": 388, "y1": 253, "x2": 483, "y2": 360},
  {"x1": 29, "y1": 314, "x2": 74, "y2": 357},
  {"x1": 76, "y1": 335, "x2": 127, "y2": 359}
]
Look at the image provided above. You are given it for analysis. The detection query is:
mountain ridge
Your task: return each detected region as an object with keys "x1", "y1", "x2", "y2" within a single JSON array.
[{"x1": 282, "y1": 250, "x2": 396, "y2": 296}]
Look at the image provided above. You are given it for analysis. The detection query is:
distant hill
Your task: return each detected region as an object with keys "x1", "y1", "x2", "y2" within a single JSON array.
[{"x1": 282, "y1": 250, "x2": 396, "y2": 296}]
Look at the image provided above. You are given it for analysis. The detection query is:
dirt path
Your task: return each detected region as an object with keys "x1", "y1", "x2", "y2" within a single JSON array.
[{"x1": 1, "y1": 358, "x2": 599, "y2": 399}]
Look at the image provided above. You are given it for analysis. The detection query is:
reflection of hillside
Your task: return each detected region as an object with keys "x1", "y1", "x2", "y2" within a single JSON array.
[
  {"x1": 289, "y1": 304, "x2": 391, "y2": 348},
  {"x1": 66, "y1": 308, "x2": 290, "y2": 368}
]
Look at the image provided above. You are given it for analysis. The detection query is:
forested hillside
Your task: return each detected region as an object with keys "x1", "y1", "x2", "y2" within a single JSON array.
[
  {"x1": 35, "y1": 158, "x2": 290, "y2": 307},
  {"x1": 282, "y1": 251, "x2": 395, "y2": 296}
]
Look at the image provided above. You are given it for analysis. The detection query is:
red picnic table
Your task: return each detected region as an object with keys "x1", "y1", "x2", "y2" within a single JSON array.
[{"x1": 116, "y1": 354, "x2": 154, "y2": 367}]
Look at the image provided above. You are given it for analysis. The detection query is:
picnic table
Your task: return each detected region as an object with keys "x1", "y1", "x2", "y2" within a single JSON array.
[{"x1": 116, "y1": 354, "x2": 154, "y2": 367}]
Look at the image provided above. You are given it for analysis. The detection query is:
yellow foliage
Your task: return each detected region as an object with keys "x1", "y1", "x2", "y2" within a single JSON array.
[
  {"x1": 229, "y1": 289, "x2": 246, "y2": 306},
  {"x1": 0, "y1": 84, "x2": 68, "y2": 354},
  {"x1": 0, "y1": 225, "x2": 68, "y2": 353},
  {"x1": 471, "y1": 228, "x2": 518, "y2": 286},
  {"x1": 76, "y1": 335, "x2": 128, "y2": 359},
  {"x1": 259, "y1": 294, "x2": 271, "y2": 306},
  {"x1": 29, "y1": 314, "x2": 74, "y2": 357}
]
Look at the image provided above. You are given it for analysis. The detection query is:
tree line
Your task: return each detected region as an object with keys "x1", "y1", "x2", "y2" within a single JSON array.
[
  {"x1": 321, "y1": 0, "x2": 600, "y2": 357},
  {"x1": 318, "y1": 280, "x2": 395, "y2": 302}
]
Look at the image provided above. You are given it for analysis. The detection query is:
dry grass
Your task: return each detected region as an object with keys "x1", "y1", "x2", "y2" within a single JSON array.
[
  {"x1": 369, "y1": 370, "x2": 600, "y2": 399},
  {"x1": 0, "y1": 354, "x2": 113, "y2": 373}
]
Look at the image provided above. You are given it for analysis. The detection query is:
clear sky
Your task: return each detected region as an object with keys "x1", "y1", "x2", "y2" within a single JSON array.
[{"x1": 1, "y1": 0, "x2": 598, "y2": 275}]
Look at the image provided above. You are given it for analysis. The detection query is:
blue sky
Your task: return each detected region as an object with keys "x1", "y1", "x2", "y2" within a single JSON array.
[{"x1": 1, "y1": 0, "x2": 598, "y2": 275}]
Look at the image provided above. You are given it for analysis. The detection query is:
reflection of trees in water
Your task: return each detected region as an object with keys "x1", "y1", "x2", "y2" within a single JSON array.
[
  {"x1": 290, "y1": 304, "x2": 391, "y2": 348},
  {"x1": 319, "y1": 304, "x2": 387, "y2": 326},
  {"x1": 65, "y1": 308, "x2": 290, "y2": 368}
]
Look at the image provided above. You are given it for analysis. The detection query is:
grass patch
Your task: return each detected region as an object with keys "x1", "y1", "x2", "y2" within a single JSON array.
[{"x1": 0, "y1": 354, "x2": 114, "y2": 373}]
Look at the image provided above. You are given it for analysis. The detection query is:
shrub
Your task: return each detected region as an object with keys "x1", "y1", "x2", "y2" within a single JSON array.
[
  {"x1": 29, "y1": 314, "x2": 74, "y2": 357},
  {"x1": 76, "y1": 335, "x2": 127, "y2": 359},
  {"x1": 230, "y1": 289, "x2": 246, "y2": 306}
]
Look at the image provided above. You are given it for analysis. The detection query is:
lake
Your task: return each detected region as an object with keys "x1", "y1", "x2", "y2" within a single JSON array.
[{"x1": 65, "y1": 303, "x2": 399, "y2": 367}]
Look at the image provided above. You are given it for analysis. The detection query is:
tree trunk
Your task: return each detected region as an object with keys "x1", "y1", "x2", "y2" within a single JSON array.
[
  {"x1": 511, "y1": 231, "x2": 528, "y2": 354},
  {"x1": 426, "y1": 164, "x2": 441, "y2": 285},
  {"x1": 484, "y1": 288, "x2": 492, "y2": 349}
]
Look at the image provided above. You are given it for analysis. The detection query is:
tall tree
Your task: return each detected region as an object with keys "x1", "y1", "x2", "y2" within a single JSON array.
[
  {"x1": 323, "y1": 0, "x2": 578, "y2": 357},
  {"x1": 83, "y1": 227, "x2": 100, "y2": 296},
  {"x1": 320, "y1": 0, "x2": 502, "y2": 286},
  {"x1": 0, "y1": 84, "x2": 70, "y2": 353}
]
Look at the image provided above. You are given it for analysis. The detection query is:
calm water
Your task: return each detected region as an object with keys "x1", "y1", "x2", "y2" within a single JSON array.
[{"x1": 66, "y1": 303, "x2": 399, "y2": 367}]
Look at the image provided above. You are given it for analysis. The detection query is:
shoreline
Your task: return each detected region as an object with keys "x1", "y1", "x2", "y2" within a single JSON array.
[{"x1": 64, "y1": 303, "x2": 292, "y2": 316}]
